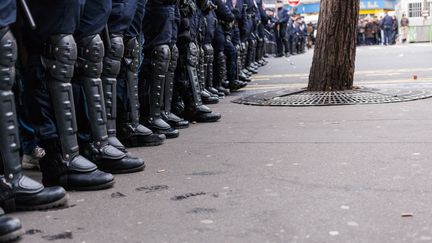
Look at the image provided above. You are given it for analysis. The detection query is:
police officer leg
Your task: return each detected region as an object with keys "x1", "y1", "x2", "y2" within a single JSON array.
[
  {"x1": 75, "y1": 34, "x2": 145, "y2": 174},
  {"x1": 203, "y1": 44, "x2": 222, "y2": 96},
  {"x1": 199, "y1": 45, "x2": 219, "y2": 104},
  {"x1": 224, "y1": 40, "x2": 247, "y2": 91},
  {"x1": 236, "y1": 44, "x2": 251, "y2": 82},
  {"x1": 0, "y1": 27, "x2": 68, "y2": 209},
  {"x1": 161, "y1": 45, "x2": 189, "y2": 129},
  {"x1": 181, "y1": 42, "x2": 221, "y2": 122},
  {"x1": 240, "y1": 42, "x2": 251, "y2": 77},
  {"x1": 251, "y1": 37, "x2": 259, "y2": 68},
  {"x1": 117, "y1": 37, "x2": 166, "y2": 146},
  {"x1": 213, "y1": 51, "x2": 230, "y2": 95},
  {"x1": 39, "y1": 34, "x2": 115, "y2": 191},
  {"x1": 141, "y1": 45, "x2": 179, "y2": 138},
  {"x1": 246, "y1": 39, "x2": 258, "y2": 74}
]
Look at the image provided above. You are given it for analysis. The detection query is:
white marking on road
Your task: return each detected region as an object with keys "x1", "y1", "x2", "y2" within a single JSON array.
[
  {"x1": 341, "y1": 205, "x2": 350, "y2": 210},
  {"x1": 329, "y1": 231, "x2": 340, "y2": 236},
  {"x1": 347, "y1": 221, "x2": 359, "y2": 227},
  {"x1": 200, "y1": 219, "x2": 214, "y2": 224}
]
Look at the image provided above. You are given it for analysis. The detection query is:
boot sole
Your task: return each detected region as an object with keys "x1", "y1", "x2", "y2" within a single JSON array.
[
  {"x1": 171, "y1": 124, "x2": 190, "y2": 130},
  {"x1": 189, "y1": 116, "x2": 221, "y2": 123},
  {"x1": 100, "y1": 164, "x2": 145, "y2": 175},
  {"x1": 164, "y1": 132, "x2": 179, "y2": 139},
  {"x1": 16, "y1": 194, "x2": 69, "y2": 211},
  {"x1": 203, "y1": 100, "x2": 219, "y2": 105},
  {"x1": 66, "y1": 180, "x2": 115, "y2": 191},
  {"x1": 121, "y1": 139, "x2": 164, "y2": 148},
  {"x1": 0, "y1": 228, "x2": 24, "y2": 242}
]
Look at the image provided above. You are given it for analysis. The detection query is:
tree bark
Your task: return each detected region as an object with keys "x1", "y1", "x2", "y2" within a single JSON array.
[{"x1": 308, "y1": 0, "x2": 360, "y2": 91}]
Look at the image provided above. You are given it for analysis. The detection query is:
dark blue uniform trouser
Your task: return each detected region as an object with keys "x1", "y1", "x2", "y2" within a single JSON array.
[
  {"x1": 117, "y1": 0, "x2": 147, "y2": 117},
  {"x1": 73, "y1": 0, "x2": 112, "y2": 142},
  {"x1": 224, "y1": 40, "x2": 237, "y2": 81},
  {"x1": 22, "y1": 0, "x2": 82, "y2": 141},
  {"x1": 142, "y1": 1, "x2": 176, "y2": 55},
  {"x1": 213, "y1": 24, "x2": 225, "y2": 54},
  {"x1": 140, "y1": 1, "x2": 176, "y2": 108},
  {"x1": 0, "y1": 0, "x2": 16, "y2": 27},
  {"x1": 275, "y1": 24, "x2": 287, "y2": 55}
]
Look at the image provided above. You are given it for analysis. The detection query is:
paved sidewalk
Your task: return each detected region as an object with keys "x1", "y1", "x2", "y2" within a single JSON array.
[{"x1": 16, "y1": 43, "x2": 432, "y2": 243}]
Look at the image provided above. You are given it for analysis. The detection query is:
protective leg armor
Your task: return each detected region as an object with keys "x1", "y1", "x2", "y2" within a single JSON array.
[
  {"x1": 0, "y1": 28, "x2": 57, "y2": 203},
  {"x1": 75, "y1": 35, "x2": 144, "y2": 174},
  {"x1": 198, "y1": 46, "x2": 218, "y2": 104},
  {"x1": 101, "y1": 34, "x2": 124, "y2": 149},
  {"x1": 182, "y1": 42, "x2": 221, "y2": 122},
  {"x1": 117, "y1": 38, "x2": 165, "y2": 147},
  {"x1": 76, "y1": 34, "x2": 124, "y2": 160},
  {"x1": 161, "y1": 45, "x2": 189, "y2": 129},
  {"x1": 41, "y1": 34, "x2": 114, "y2": 190},
  {"x1": 213, "y1": 52, "x2": 230, "y2": 95},
  {"x1": 237, "y1": 44, "x2": 251, "y2": 82},
  {"x1": 0, "y1": 29, "x2": 68, "y2": 209},
  {"x1": 203, "y1": 44, "x2": 221, "y2": 97},
  {"x1": 143, "y1": 45, "x2": 179, "y2": 138}
]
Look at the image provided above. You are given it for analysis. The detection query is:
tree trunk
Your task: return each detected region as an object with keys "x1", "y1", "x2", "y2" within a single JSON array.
[{"x1": 308, "y1": 0, "x2": 360, "y2": 91}]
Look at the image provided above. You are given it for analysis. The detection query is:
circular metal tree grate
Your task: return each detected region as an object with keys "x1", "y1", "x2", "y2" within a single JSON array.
[{"x1": 232, "y1": 85, "x2": 432, "y2": 106}]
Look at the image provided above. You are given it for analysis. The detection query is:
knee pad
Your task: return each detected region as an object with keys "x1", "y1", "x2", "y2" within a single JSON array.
[
  {"x1": 123, "y1": 37, "x2": 140, "y2": 73},
  {"x1": 76, "y1": 34, "x2": 104, "y2": 78},
  {"x1": 151, "y1": 44, "x2": 171, "y2": 74},
  {"x1": 42, "y1": 34, "x2": 77, "y2": 83},
  {"x1": 103, "y1": 34, "x2": 124, "y2": 78}
]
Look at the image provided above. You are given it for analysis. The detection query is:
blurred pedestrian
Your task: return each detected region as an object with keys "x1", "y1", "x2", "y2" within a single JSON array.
[
  {"x1": 400, "y1": 14, "x2": 409, "y2": 43},
  {"x1": 381, "y1": 12, "x2": 394, "y2": 45}
]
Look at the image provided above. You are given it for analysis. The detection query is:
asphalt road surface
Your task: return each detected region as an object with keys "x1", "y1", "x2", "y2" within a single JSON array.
[{"x1": 17, "y1": 43, "x2": 432, "y2": 243}]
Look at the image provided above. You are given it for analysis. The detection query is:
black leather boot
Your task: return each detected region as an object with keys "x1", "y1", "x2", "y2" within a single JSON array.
[
  {"x1": 0, "y1": 209, "x2": 22, "y2": 242},
  {"x1": 39, "y1": 148, "x2": 114, "y2": 191},
  {"x1": 229, "y1": 80, "x2": 247, "y2": 92},
  {"x1": 201, "y1": 89, "x2": 219, "y2": 104},
  {"x1": 239, "y1": 71, "x2": 251, "y2": 82}
]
